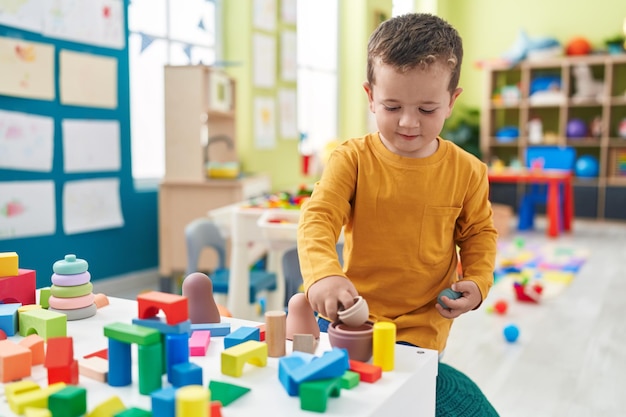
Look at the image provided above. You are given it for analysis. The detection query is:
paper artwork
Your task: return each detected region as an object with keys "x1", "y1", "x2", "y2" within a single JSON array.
[
  {"x1": 0, "y1": 36, "x2": 55, "y2": 100},
  {"x1": 0, "y1": 110, "x2": 54, "y2": 172},
  {"x1": 0, "y1": 180, "x2": 56, "y2": 240}
]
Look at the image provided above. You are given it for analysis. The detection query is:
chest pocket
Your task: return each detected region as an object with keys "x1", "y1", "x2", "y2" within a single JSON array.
[{"x1": 419, "y1": 205, "x2": 461, "y2": 265}]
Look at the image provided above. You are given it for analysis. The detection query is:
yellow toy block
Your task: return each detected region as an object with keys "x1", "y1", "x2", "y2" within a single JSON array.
[
  {"x1": 4, "y1": 380, "x2": 40, "y2": 401},
  {"x1": 86, "y1": 395, "x2": 125, "y2": 417},
  {"x1": 0, "y1": 252, "x2": 18, "y2": 277},
  {"x1": 373, "y1": 321, "x2": 396, "y2": 371},
  {"x1": 9, "y1": 382, "x2": 66, "y2": 415},
  {"x1": 24, "y1": 407, "x2": 52, "y2": 417},
  {"x1": 176, "y1": 385, "x2": 209, "y2": 417},
  {"x1": 221, "y1": 340, "x2": 268, "y2": 377}
]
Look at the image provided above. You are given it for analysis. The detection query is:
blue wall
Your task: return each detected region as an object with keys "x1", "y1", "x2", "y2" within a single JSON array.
[{"x1": 0, "y1": 4, "x2": 158, "y2": 288}]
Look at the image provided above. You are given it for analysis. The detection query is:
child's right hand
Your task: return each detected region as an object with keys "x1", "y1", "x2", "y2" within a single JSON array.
[{"x1": 306, "y1": 275, "x2": 359, "y2": 323}]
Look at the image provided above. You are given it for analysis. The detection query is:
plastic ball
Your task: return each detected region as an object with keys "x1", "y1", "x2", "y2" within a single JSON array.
[
  {"x1": 566, "y1": 118, "x2": 587, "y2": 138},
  {"x1": 503, "y1": 324, "x2": 520, "y2": 343},
  {"x1": 566, "y1": 37, "x2": 592, "y2": 56},
  {"x1": 494, "y1": 300, "x2": 508, "y2": 315},
  {"x1": 437, "y1": 288, "x2": 462, "y2": 309},
  {"x1": 575, "y1": 155, "x2": 599, "y2": 178}
]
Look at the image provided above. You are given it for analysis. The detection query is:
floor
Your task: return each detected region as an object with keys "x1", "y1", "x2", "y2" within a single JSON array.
[{"x1": 101, "y1": 216, "x2": 626, "y2": 417}]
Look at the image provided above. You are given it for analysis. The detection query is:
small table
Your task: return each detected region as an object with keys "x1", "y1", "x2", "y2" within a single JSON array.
[
  {"x1": 488, "y1": 168, "x2": 574, "y2": 238},
  {"x1": 0, "y1": 296, "x2": 439, "y2": 416}
]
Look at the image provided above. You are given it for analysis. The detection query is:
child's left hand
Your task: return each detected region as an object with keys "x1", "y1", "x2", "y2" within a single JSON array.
[{"x1": 435, "y1": 280, "x2": 482, "y2": 319}]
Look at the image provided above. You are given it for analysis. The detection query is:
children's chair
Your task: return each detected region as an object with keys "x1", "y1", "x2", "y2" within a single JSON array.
[
  {"x1": 518, "y1": 146, "x2": 576, "y2": 231},
  {"x1": 185, "y1": 217, "x2": 277, "y2": 305}
]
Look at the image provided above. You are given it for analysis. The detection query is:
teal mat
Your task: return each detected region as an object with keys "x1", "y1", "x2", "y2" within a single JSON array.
[{"x1": 436, "y1": 362, "x2": 499, "y2": 417}]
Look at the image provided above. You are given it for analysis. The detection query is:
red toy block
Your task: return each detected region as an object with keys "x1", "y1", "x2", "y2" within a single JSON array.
[
  {"x1": 45, "y1": 337, "x2": 74, "y2": 368},
  {"x1": 47, "y1": 359, "x2": 79, "y2": 385},
  {"x1": 189, "y1": 330, "x2": 211, "y2": 356},
  {"x1": 18, "y1": 335, "x2": 45, "y2": 365},
  {"x1": 136, "y1": 291, "x2": 188, "y2": 325},
  {"x1": 349, "y1": 359, "x2": 382, "y2": 383},
  {"x1": 0, "y1": 269, "x2": 36, "y2": 305},
  {"x1": 0, "y1": 252, "x2": 19, "y2": 277},
  {"x1": 83, "y1": 348, "x2": 108, "y2": 360},
  {"x1": 257, "y1": 323, "x2": 266, "y2": 341},
  {"x1": 0, "y1": 340, "x2": 32, "y2": 382},
  {"x1": 210, "y1": 401, "x2": 223, "y2": 417}
]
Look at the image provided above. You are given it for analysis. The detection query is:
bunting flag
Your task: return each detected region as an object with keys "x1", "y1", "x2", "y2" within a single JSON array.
[
  {"x1": 140, "y1": 32, "x2": 155, "y2": 53},
  {"x1": 198, "y1": 19, "x2": 205, "y2": 31},
  {"x1": 183, "y1": 44, "x2": 192, "y2": 61}
]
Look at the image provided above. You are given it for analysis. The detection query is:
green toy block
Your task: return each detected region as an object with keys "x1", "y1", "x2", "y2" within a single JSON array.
[
  {"x1": 48, "y1": 386, "x2": 87, "y2": 417},
  {"x1": 114, "y1": 407, "x2": 152, "y2": 417},
  {"x1": 299, "y1": 377, "x2": 341, "y2": 413},
  {"x1": 137, "y1": 342, "x2": 163, "y2": 395},
  {"x1": 103, "y1": 322, "x2": 161, "y2": 346},
  {"x1": 340, "y1": 370, "x2": 360, "y2": 389},
  {"x1": 19, "y1": 309, "x2": 66, "y2": 341},
  {"x1": 208, "y1": 380, "x2": 251, "y2": 406},
  {"x1": 39, "y1": 288, "x2": 51, "y2": 309}
]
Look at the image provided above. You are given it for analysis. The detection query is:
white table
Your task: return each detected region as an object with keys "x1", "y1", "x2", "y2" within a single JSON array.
[{"x1": 0, "y1": 297, "x2": 438, "y2": 416}]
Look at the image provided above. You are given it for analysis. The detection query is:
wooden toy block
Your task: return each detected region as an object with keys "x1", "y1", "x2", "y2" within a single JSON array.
[
  {"x1": 210, "y1": 401, "x2": 222, "y2": 417},
  {"x1": 170, "y1": 362, "x2": 203, "y2": 388},
  {"x1": 0, "y1": 269, "x2": 36, "y2": 306},
  {"x1": 132, "y1": 316, "x2": 191, "y2": 335},
  {"x1": 292, "y1": 334, "x2": 316, "y2": 354},
  {"x1": 114, "y1": 407, "x2": 152, "y2": 416},
  {"x1": 221, "y1": 340, "x2": 268, "y2": 377},
  {"x1": 0, "y1": 328, "x2": 6, "y2": 340},
  {"x1": 175, "y1": 385, "x2": 209, "y2": 417},
  {"x1": 48, "y1": 385, "x2": 87, "y2": 417},
  {"x1": 19, "y1": 308, "x2": 66, "y2": 341},
  {"x1": 150, "y1": 386, "x2": 176, "y2": 417},
  {"x1": 257, "y1": 323, "x2": 266, "y2": 341},
  {"x1": 44, "y1": 337, "x2": 74, "y2": 368},
  {"x1": 265, "y1": 310, "x2": 286, "y2": 357},
  {"x1": 349, "y1": 359, "x2": 382, "y2": 383},
  {"x1": 39, "y1": 287, "x2": 51, "y2": 308},
  {"x1": 299, "y1": 377, "x2": 341, "y2": 413},
  {"x1": 0, "y1": 339, "x2": 32, "y2": 382},
  {"x1": 19, "y1": 334, "x2": 45, "y2": 365},
  {"x1": 104, "y1": 322, "x2": 161, "y2": 346},
  {"x1": 291, "y1": 348, "x2": 349, "y2": 385},
  {"x1": 278, "y1": 353, "x2": 315, "y2": 396},
  {"x1": 189, "y1": 330, "x2": 211, "y2": 356},
  {"x1": 18, "y1": 304, "x2": 42, "y2": 313},
  {"x1": 47, "y1": 359, "x2": 79, "y2": 385},
  {"x1": 138, "y1": 342, "x2": 163, "y2": 395},
  {"x1": 340, "y1": 370, "x2": 360, "y2": 389},
  {"x1": 4, "y1": 380, "x2": 40, "y2": 400},
  {"x1": 223, "y1": 326, "x2": 260, "y2": 349},
  {"x1": 373, "y1": 321, "x2": 396, "y2": 371},
  {"x1": 165, "y1": 332, "x2": 188, "y2": 382},
  {"x1": 0, "y1": 251, "x2": 18, "y2": 277},
  {"x1": 108, "y1": 338, "x2": 132, "y2": 387},
  {"x1": 86, "y1": 395, "x2": 125, "y2": 417},
  {"x1": 79, "y1": 356, "x2": 108, "y2": 382},
  {"x1": 84, "y1": 348, "x2": 108, "y2": 360},
  {"x1": 24, "y1": 407, "x2": 52, "y2": 417},
  {"x1": 94, "y1": 293, "x2": 110, "y2": 308},
  {"x1": 0, "y1": 302, "x2": 21, "y2": 336},
  {"x1": 190, "y1": 322, "x2": 230, "y2": 336},
  {"x1": 9, "y1": 382, "x2": 66, "y2": 415},
  {"x1": 208, "y1": 380, "x2": 251, "y2": 406},
  {"x1": 137, "y1": 291, "x2": 188, "y2": 325}
]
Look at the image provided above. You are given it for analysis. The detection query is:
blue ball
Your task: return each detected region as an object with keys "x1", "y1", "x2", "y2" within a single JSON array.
[
  {"x1": 503, "y1": 324, "x2": 520, "y2": 343},
  {"x1": 575, "y1": 155, "x2": 599, "y2": 178},
  {"x1": 437, "y1": 288, "x2": 462, "y2": 309}
]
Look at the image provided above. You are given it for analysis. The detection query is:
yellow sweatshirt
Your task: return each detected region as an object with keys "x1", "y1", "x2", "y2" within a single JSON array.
[{"x1": 297, "y1": 133, "x2": 497, "y2": 352}]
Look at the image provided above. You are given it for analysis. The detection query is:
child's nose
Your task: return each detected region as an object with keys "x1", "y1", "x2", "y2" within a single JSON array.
[{"x1": 399, "y1": 110, "x2": 420, "y2": 128}]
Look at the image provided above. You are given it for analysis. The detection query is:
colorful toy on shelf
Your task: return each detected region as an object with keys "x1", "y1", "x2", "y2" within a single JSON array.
[
  {"x1": 572, "y1": 64, "x2": 604, "y2": 101},
  {"x1": 566, "y1": 118, "x2": 588, "y2": 138},
  {"x1": 575, "y1": 155, "x2": 600, "y2": 178},
  {"x1": 566, "y1": 37, "x2": 592, "y2": 56}
]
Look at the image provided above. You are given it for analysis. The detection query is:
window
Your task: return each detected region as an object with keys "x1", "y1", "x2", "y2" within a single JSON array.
[
  {"x1": 128, "y1": 0, "x2": 218, "y2": 182},
  {"x1": 296, "y1": 0, "x2": 338, "y2": 157}
]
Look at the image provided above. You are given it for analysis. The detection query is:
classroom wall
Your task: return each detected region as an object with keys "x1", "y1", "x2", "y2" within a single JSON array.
[{"x1": 0, "y1": 1, "x2": 158, "y2": 287}]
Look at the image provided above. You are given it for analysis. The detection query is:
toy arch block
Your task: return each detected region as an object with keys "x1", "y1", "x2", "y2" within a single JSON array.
[
  {"x1": 137, "y1": 291, "x2": 188, "y2": 325},
  {"x1": 19, "y1": 309, "x2": 67, "y2": 341},
  {"x1": 299, "y1": 377, "x2": 342, "y2": 413},
  {"x1": 221, "y1": 340, "x2": 268, "y2": 377},
  {"x1": 0, "y1": 269, "x2": 36, "y2": 306}
]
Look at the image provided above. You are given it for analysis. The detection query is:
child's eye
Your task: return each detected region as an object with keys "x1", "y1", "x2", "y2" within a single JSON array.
[
  {"x1": 383, "y1": 105, "x2": 400, "y2": 112},
  {"x1": 420, "y1": 108, "x2": 436, "y2": 114}
]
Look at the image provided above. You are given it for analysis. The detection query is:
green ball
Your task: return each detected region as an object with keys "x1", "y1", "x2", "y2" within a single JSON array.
[{"x1": 437, "y1": 288, "x2": 462, "y2": 309}]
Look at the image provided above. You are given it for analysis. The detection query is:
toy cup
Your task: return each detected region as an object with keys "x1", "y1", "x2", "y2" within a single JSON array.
[
  {"x1": 337, "y1": 296, "x2": 369, "y2": 327},
  {"x1": 327, "y1": 321, "x2": 374, "y2": 362}
]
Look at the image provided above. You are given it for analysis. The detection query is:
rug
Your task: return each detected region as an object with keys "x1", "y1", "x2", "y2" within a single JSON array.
[{"x1": 493, "y1": 237, "x2": 589, "y2": 301}]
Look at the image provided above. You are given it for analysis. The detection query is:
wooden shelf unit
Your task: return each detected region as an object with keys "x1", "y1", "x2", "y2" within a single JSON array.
[{"x1": 480, "y1": 54, "x2": 626, "y2": 219}]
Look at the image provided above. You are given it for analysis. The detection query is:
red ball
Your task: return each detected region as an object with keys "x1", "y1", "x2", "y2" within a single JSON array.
[
  {"x1": 566, "y1": 37, "x2": 592, "y2": 56},
  {"x1": 494, "y1": 300, "x2": 508, "y2": 315}
]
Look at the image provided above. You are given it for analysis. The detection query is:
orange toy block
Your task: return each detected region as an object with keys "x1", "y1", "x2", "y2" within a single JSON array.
[
  {"x1": 19, "y1": 334, "x2": 45, "y2": 365},
  {"x1": 0, "y1": 252, "x2": 19, "y2": 277},
  {"x1": 0, "y1": 339, "x2": 32, "y2": 382},
  {"x1": 94, "y1": 293, "x2": 110, "y2": 308},
  {"x1": 79, "y1": 356, "x2": 108, "y2": 382},
  {"x1": 349, "y1": 360, "x2": 382, "y2": 383},
  {"x1": 0, "y1": 269, "x2": 36, "y2": 305},
  {"x1": 136, "y1": 291, "x2": 188, "y2": 325}
]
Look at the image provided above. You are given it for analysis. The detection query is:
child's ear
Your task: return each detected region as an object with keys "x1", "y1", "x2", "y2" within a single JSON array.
[
  {"x1": 446, "y1": 87, "x2": 463, "y2": 117},
  {"x1": 363, "y1": 82, "x2": 375, "y2": 112}
]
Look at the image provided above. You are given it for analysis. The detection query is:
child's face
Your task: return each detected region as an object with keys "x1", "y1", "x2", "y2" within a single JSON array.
[{"x1": 364, "y1": 61, "x2": 462, "y2": 158}]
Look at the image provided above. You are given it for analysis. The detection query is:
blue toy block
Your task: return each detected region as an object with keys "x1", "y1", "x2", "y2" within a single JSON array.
[
  {"x1": 165, "y1": 332, "x2": 189, "y2": 383},
  {"x1": 223, "y1": 326, "x2": 260, "y2": 349},
  {"x1": 108, "y1": 338, "x2": 132, "y2": 387},
  {"x1": 190, "y1": 322, "x2": 231, "y2": 336},
  {"x1": 132, "y1": 317, "x2": 191, "y2": 335},
  {"x1": 151, "y1": 386, "x2": 176, "y2": 417},
  {"x1": 278, "y1": 354, "x2": 314, "y2": 396},
  {"x1": 170, "y1": 362, "x2": 203, "y2": 388},
  {"x1": 0, "y1": 303, "x2": 21, "y2": 336},
  {"x1": 278, "y1": 349, "x2": 348, "y2": 396}
]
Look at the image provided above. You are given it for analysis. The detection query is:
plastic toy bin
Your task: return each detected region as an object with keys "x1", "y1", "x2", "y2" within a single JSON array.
[{"x1": 256, "y1": 209, "x2": 301, "y2": 250}]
